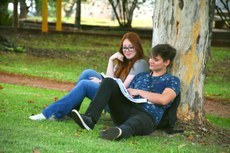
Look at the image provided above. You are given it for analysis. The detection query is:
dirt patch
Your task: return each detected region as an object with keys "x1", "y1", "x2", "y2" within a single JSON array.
[
  {"x1": 0, "y1": 71, "x2": 229, "y2": 118},
  {"x1": 205, "y1": 98, "x2": 230, "y2": 118},
  {"x1": 0, "y1": 72, "x2": 75, "y2": 91}
]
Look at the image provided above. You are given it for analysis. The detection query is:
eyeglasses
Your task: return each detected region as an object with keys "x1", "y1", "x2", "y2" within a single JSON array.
[{"x1": 122, "y1": 46, "x2": 135, "y2": 52}]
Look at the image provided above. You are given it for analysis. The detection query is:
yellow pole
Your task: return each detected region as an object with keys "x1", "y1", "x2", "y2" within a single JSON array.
[
  {"x1": 42, "y1": 0, "x2": 48, "y2": 32},
  {"x1": 56, "y1": 0, "x2": 62, "y2": 31}
]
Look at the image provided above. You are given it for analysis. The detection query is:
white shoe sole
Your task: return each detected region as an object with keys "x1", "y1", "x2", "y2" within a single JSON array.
[
  {"x1": 29, "y1": 114, "x2": 46, "y2": 121},
  {"x1": 101, "y1": 127, "x2": 122, "y2": 140}
]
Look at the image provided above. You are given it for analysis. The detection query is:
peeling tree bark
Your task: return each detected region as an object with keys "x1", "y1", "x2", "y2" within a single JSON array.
[{"x1": 152, "y1": 0, "x2": 215, "y2": 123}]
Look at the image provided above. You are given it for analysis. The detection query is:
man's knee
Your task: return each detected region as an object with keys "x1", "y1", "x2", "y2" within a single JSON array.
[{"x1": 102, "y1": 78, "x2": 117, "y2": 85}]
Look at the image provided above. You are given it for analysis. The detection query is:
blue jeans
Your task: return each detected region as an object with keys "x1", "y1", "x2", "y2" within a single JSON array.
[{"x1": 42, "y1": 69, "x2": 102, "y2": 119}]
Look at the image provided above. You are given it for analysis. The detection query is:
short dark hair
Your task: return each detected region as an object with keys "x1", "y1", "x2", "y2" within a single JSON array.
[{"x1": 151, "y1": 44, "x2": 177, "y2": 64}]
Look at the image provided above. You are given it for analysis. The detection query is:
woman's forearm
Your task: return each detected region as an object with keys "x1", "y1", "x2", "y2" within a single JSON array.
[{"x1": 106, "y1": 58, "x2": 115, "y2": 77}]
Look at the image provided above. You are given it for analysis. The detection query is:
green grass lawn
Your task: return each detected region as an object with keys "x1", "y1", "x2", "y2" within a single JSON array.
[
  {"x1": 0, "y1": 32, "x2": 229, "y2": 152},
  {"x1": 205, "y1": 47, "x2": 230, "y2": 100},
  {"x1": 0, "y1": 83, "x2": 228, "y2": 153}
]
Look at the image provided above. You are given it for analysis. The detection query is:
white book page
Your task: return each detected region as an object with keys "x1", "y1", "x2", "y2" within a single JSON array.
[{"x1": 101, "y1": 72, "x2": 148, "y2": 103}]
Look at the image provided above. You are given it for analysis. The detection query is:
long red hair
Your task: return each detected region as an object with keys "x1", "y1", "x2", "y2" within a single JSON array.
[{"x1": 114, "y1": 32, "x2": 145, "y2": 81}]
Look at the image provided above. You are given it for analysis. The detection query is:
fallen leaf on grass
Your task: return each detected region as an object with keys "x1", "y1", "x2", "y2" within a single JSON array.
[
  {"x1": 74, "y1": 132, "x2": 81, "y2": 137},
  {"x1": 33, "y1": 148, "x2": 40, "y2": 153},
  {"x1": 131, "y1": 139, "x2": 138, "y2": 144},
  {"x1": 27, "y1": 100, "x2": 34, "y2": 103},
  {"x1": 187, "y1": 135, "x2": 194, "y2": 141},
  {"x1": 178, "y1": 144, "x2": 186, "y2": 149},
  {"x1": 43, "y1": 104, "x2": 48, "y2": 108},
  {"x1": 54, "y1": 97, "x2": 59, "y2": 101}
]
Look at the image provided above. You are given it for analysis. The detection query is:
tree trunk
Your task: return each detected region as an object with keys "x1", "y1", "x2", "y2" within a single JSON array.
[
  {"x1": 152, "y1": 0, "x2": 215, "y2": 123},
  {"x1": 75, "y1": 0, "x2": 81, "y2": 28},
  {"x1": 19, "y1": 0, "x2": 29, "y2": 19},
  {"x1": 13, "y1": 0, "x2": 18, "y2": 29}
]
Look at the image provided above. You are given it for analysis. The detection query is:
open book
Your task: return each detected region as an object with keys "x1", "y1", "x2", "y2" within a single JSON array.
[{"x1": 101, "y1": 73, "x2": 148, "y2": 103}]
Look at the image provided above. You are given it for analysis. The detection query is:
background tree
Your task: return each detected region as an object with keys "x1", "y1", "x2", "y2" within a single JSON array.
[
  {"x1": 152, "y1": 0, "x2": 215, "y2": 123},
  {"x1": 108, "y1": 0, "x2": 146, "y2": 28},
  {"x1": 34, "y1": 0, "x2": 57, "y2": 17},
  {"x1": 19, "y1": 0, "x2": 30, "y2": 19},
  {"x1": 63, "y1": 0, "x2": 75, "y2": 17},
  {"x1": 0, "y1": 0, "x2": 12, "y2": 25},
  {"x1": 215, "y1": 0, "x2": 230, "y2": 29},
  {"x1": 13, "y1": 0, "x2": 18, "y2": 28}
]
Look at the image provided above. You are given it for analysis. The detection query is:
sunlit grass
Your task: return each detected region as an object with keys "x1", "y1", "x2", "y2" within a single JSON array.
[
  {"x1": 205, "y1": 47, "x2": 230, "y2": 99},
  {"x1": 11, "y1": 32, "x2": 120, "y2": 52},
  {"x1": 0, "y1": 52, "x2": 105, "y2": 82},
  {"x1": 206, "y1": 114, "x2": 230, "y2": 130},
  {"x1": 26, "y1": 16, "x2": 152, "y2": 28}
]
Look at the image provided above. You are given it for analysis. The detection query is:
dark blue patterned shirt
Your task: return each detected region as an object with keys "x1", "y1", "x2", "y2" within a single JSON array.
[{"x1": 128, "y1": 72, "x2": 180, "y2": 124}]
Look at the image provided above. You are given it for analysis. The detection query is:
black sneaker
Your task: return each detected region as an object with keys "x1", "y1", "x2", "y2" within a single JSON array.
[
  {"x1": 71, "y1": 109, "x2": 94, "y2": 130},
  {"x1": 100, "y1": 127, "x2": 122, "y2": 140}
]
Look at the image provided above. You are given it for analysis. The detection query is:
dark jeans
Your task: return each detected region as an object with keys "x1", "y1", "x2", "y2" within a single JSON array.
[{"x1": 85, "y1": 78, "x2": 157, "y2": 138}]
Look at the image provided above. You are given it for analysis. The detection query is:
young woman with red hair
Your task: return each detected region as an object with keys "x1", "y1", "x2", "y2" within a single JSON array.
[{"x1": 29, "y1": 32, "x2": 149, "y2": 121}]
